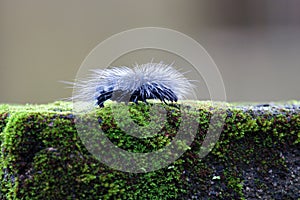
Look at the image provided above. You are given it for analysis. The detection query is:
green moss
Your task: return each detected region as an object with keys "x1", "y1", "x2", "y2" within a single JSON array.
[{"x1": 0, "y1": 101, "x2": 299, "y2": 199}]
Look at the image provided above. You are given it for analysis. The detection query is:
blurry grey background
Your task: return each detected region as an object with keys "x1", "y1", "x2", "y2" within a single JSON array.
[{"x1": 1, "y1": 0, "x2": 300, "y2": 104}]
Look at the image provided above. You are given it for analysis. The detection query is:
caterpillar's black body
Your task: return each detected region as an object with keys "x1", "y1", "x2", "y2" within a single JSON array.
[
  {"x1": 96, "y1": 83, "x2": 178, "y2": 107},
  {"x1": 72, "y1": 62, "x2": 193, "y2": 108}
]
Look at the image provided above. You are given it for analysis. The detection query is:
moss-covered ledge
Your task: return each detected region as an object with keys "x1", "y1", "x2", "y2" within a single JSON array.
[{"x1": 0, "y1": 101, "x2": 299, "y2": 200}]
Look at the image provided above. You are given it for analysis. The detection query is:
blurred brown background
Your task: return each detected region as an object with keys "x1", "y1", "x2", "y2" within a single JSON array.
[{"x1": 1, "y1": 0, "x2": 300, "y2": 104}]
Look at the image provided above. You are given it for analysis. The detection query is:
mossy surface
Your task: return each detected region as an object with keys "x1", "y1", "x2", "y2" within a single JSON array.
[{"x1": 0, "y1": 101, "x2": 299, "y2": 199}]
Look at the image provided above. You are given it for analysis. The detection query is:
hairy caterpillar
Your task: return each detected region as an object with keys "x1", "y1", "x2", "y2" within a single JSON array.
[{"x1": 71, "y1": 62, "x2": 193, "y2": 108}]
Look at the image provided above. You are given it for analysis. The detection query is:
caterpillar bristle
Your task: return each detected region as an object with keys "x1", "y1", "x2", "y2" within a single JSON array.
[{"x1": 71, "y1": 62, "x2": 194, "y2": 108}]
